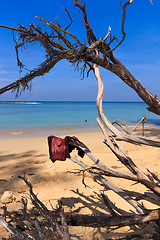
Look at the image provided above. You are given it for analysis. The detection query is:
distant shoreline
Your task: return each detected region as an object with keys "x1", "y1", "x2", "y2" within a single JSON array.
[
  {"x1": 0, "y1": 124, "x2": 99, "y2": 139},
  {"x1": 0, "y1": 101, "x2": 159, "y2": 139},
  {"x1": 0, "y1": 123, "x2": 160, "y2": 140},
  {"x1": 0, "y1": 100, "x2": 145, "y2": 103}
]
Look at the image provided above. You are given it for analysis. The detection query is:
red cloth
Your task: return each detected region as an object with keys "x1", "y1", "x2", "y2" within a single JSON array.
[{"x1": 48, "y1": 135, "x2": 84, "y2": 162}]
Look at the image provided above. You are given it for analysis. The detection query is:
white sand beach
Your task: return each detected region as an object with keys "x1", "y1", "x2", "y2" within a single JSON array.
[{"x1": 0, "y1": 127, "x2": 160, "y2": 239}]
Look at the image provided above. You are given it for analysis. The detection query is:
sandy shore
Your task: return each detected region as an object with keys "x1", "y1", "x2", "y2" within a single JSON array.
[{"x1": 0, "y1": 127, "x2": 160, "y2": 239}]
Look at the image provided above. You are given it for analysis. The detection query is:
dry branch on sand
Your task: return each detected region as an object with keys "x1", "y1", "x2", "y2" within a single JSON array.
[{"x1": 1, "y1": 173, "x2": 160, "y2": 240}]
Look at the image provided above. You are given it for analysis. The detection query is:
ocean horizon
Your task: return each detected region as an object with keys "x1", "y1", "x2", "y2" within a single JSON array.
[{"x1": 0, "y1": 101, "x2": 159, "y2": 138}]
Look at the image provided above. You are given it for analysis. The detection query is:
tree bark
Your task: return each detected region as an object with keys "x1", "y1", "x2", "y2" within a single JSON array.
[{"x1": 64, "y1": 210, "x2": 160, "y2": 227}]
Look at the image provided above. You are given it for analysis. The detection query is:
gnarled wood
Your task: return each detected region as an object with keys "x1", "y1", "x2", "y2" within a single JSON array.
[
  {"x1": 0, "y1": 1, "x2": 160, "y2": 115},
  {"x1": 93, "y1": 53, "x2": 160, "y2": 147}
]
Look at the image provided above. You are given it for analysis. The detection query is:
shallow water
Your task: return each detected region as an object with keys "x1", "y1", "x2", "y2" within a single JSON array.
[{"x1": 0, "y1": 101, "x2": 159, "y2": 137}]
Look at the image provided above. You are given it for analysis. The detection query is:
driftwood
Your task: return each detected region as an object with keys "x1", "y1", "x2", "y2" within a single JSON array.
[
  {"x1": 0, "y1": 176, "x2": 160, "y2": 239},
  {"x1": 69, "y1": 136, "x2": 160, "y2": 197},
  {"x1": 93, "y1": 53, "x2": 160, "y2": 147},
  {"x1": 2, "y1": 122, "x2": 160, "y2": 239},
  {"x1": 3, "y1": 206, "x2": 160, "y2": 228},
  {"x1": 0, "y1": 176, "x2": 71, "y2": 240},
  {"x1": 112, "y1": 115, "x2": 147, "y2": 135},
  {"x1": 66, "y1": 47, "x2": 160, "y2": 237},
  {"x1": 1, "y1": 126, "x2": 160, "y2": 238}
]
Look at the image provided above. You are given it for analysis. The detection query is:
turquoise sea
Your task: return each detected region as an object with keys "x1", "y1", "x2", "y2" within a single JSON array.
[{"x1": 0, "y1": 101, "x2": 159, "y2": 137}]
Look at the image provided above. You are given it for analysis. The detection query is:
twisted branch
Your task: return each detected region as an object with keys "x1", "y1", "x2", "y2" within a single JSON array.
[
  {"x1": 93, "y1": 52, "x2": 160, "y2": 146},
  {"x1": 0, "y1": 1, "x2": 160, "y2": 115}
]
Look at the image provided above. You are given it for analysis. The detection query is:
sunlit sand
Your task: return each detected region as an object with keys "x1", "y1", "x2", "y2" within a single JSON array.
[{"x1": 0, "y1": 127, "x2": 160, "y2": 238}]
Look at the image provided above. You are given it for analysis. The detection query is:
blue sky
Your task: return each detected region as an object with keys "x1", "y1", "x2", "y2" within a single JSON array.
[{"x1": 0, "y1": 0, "x2": 160, "y2": 101}]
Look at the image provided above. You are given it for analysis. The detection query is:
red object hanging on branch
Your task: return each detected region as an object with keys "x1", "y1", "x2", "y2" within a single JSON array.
[{"x1": 48, "y1": 135, "x2": 84, "y2": 162}]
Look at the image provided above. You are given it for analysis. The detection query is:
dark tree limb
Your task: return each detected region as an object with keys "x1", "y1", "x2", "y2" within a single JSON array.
[
  {"x1": 35, "y1": 16, "x2": 83, "y2": 47},
  {"x1": 107, "y1": 0, "x2": 133, "y2": 52},
  {"x1": 0, "y1": 55, "x2": 64, "y2": 96},
  {"x1": 2, "y1": 200, "x2": 160, "y2": 229},
  {"x1": 18, "y1": 176, "x2": 71, "y2": 240},
  {"x1": 65, "y1": 209, "x2": 160, "y2": 227}
]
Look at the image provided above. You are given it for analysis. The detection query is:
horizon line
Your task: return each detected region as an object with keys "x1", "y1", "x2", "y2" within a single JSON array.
[{"x1": 0, "y1": 100, "x2": 144, "y2": 103}]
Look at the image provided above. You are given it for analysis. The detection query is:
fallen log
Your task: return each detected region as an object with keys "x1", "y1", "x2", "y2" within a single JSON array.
[
  {"x1": 3, "y1": 208, "x2": 160, "y2": 228},
  {"x1": 65, "y1": 210, "x2": 160, "y2": 227}
]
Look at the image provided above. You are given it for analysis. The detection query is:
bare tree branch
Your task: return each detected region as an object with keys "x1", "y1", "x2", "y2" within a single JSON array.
[
  {"x1": 108, "y1": 0, "x2": 133, "y2": 52},
  {"x1": 71, "y1": 156, "x2": 144, "y2": 214},
  {"x1": 35, "y1": 16, "x2": 83, "y2": 47},
  {"x1": 0, "y1": 1, "x2": 160, "y2": 115},
  {"x1": 93, "y1": 53, "x2": 160, "y2": 146}
]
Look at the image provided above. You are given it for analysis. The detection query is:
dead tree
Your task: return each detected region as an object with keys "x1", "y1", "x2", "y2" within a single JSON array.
[
  {"x1": 0, "y1": 1, "x2": 160, "y2": 239},
  {"x1": 0, "y1": 0, "x2": 160, "y2": 115}
]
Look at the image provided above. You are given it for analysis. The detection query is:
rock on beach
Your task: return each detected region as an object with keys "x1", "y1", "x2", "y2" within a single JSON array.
[{"x1": 0, "y1": 191, "x2": 16, "y2": 204}]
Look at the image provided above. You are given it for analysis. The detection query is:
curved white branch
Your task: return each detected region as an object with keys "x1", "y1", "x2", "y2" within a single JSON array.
[
  {"x1": 93, "y1": 51, "x2": 160, "y2": 147},
  {"x1": 103, "y1": 26, "x2": 111, "y2": 42}
]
